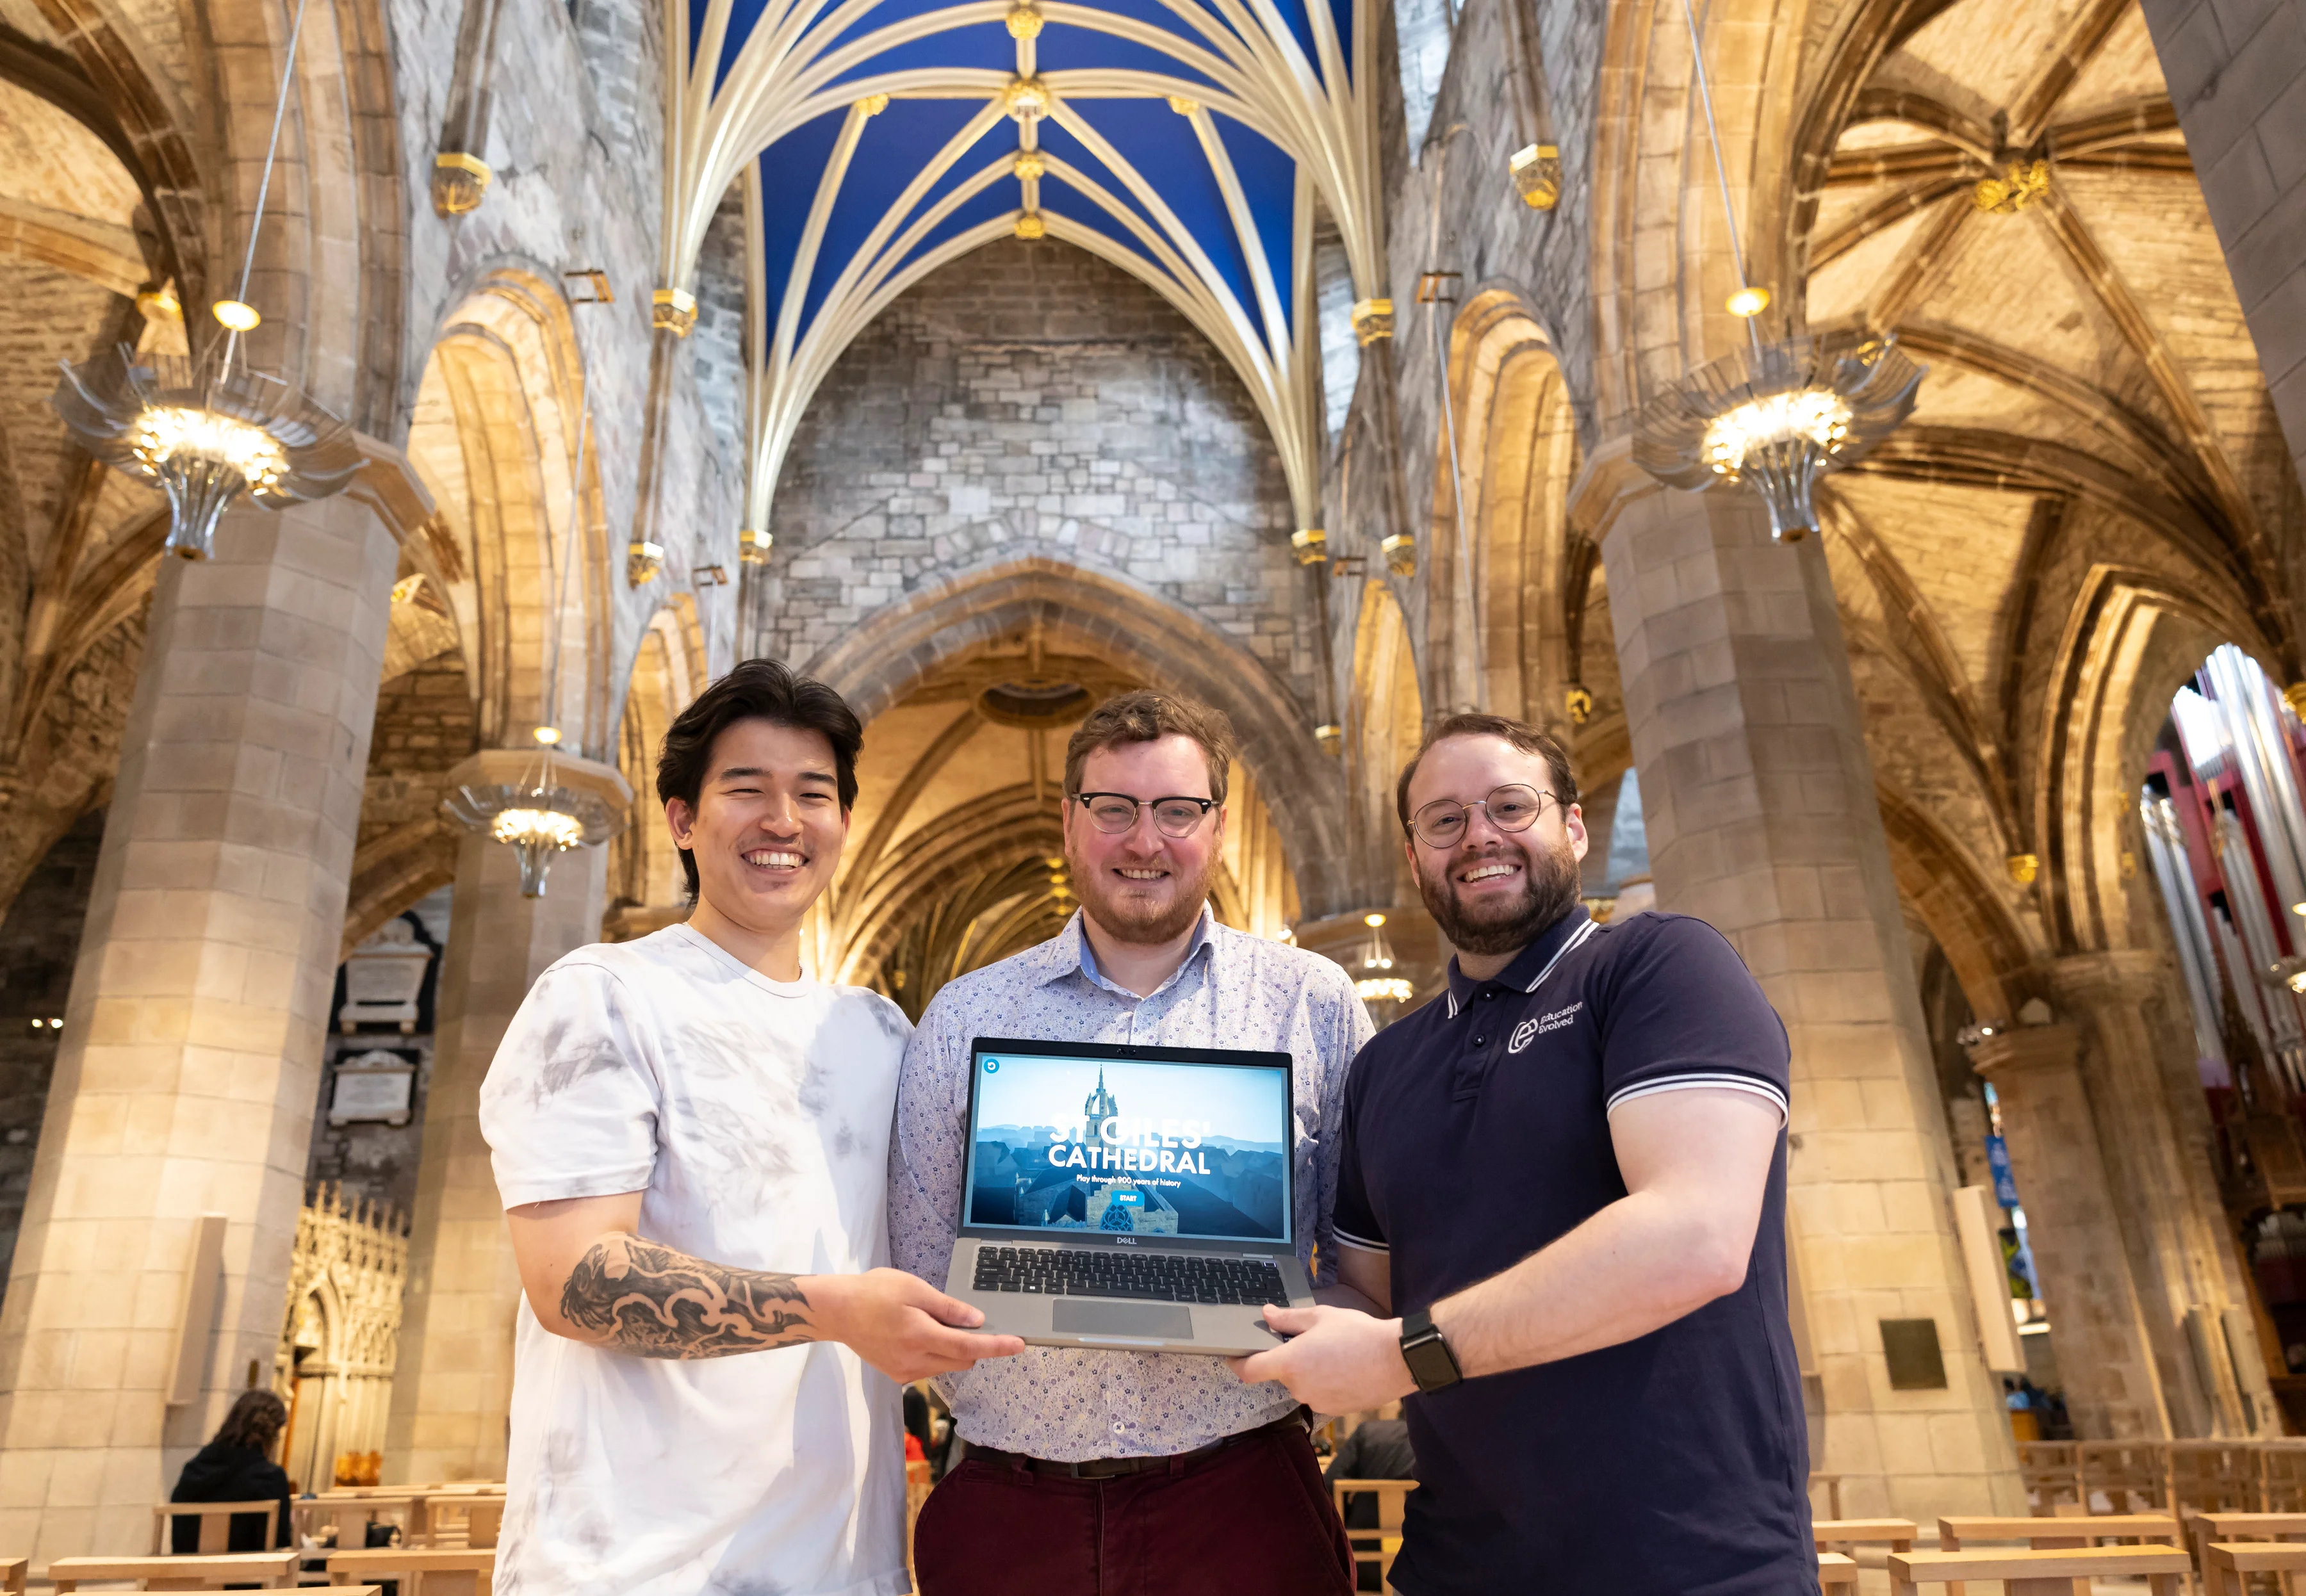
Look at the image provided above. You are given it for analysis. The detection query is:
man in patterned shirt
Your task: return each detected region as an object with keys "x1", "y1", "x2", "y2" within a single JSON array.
[{"x1": 891, "y1": 690, "x2": 1373, "y2": 1595}]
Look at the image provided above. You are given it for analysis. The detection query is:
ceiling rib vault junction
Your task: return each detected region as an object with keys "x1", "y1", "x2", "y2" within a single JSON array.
[{"x1": 658, "y1": 0, "x2": 1386, "y2": 542}]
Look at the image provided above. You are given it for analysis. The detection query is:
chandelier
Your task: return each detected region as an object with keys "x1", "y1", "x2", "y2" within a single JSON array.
[
  {"x1": 1630, "y1": 0, "x2": 1925, "y2": 541},
  {"x1": 443, "y1": 740, "x2": 623, "y2": 898},
  {"x1": 443, "y1": 293, "x2": 620, "y2": 895},
  {"x1": 1353, "y1": 913, "x2": 1414, "y2": 1005},
  {"x1": 47, "y1": 0, "x2": 358, "y2": 560},
  {"x1": 1631, "y1": 333, "x2": 1926, "y2": 541},
  {"x1": 52, "y1": 351, "x2": 359, "y2": 558}
]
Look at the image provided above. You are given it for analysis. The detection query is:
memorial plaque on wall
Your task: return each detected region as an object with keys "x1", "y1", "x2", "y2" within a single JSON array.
[
  {"x1": 330, "y1": 1049, "x2": 418, "y2": 1125},
  {"x1": 1879, "y1": 1317, "x2": 1949, "y2": 1390}
]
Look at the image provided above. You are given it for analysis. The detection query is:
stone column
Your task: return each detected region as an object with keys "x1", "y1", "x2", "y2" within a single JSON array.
[
  {"x1": 2049, "y1": 950, "x2": 2257, "y2": 1435},
  {"x1": 2136, "y1": 0, "x2": 2306, "y2": 498},
  {"x1": 1598, "y1": 481, "x2": 2025, "y2": 1520},
  {"x1": 384, "y1": 749, "x2": 628, "y2": 1484},
  {"x1": 1968, "y1": 1023, "x2": 2170, "y2": 1438},
  {"x1": 0, "y1": 493, "x2": 400, "y2": 1559}
]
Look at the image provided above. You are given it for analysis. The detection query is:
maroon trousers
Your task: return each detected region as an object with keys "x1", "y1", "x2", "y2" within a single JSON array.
[{"x1": 913, "y1": 1424, "x2": 1357, "y2": 1596}]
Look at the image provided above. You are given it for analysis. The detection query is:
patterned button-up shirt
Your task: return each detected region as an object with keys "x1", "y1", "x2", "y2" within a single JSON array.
[{"x1": 890, "y1": 907, "x2": 1374, "y2": 1461}]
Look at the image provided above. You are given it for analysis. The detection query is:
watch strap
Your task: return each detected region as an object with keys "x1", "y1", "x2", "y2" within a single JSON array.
[{"x1": 1399, "y1": 1307, "x2": 1463, "y2": 1393}]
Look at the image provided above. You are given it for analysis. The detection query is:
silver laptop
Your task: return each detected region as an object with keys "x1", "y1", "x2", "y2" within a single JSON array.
[{"x1": 945, "y1": 1036, "x2": 1312, "y2": 1356}]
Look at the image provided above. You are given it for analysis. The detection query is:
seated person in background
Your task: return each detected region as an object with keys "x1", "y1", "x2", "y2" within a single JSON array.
[
  {"x1": 1325, "y1": 1417, "x2": 1417, "y2": 1593},
  {"x1": 1323, "y1": 1415, "x2": 1416, "y2": 1525},
  {"x1": 170, "y1": 1389, "x2": 292, "y2": 1552}
]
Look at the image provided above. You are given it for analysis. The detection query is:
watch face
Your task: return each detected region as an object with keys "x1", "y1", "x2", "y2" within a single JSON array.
[{"x1": 1403, "y1": 1335, "x2": 1459, "y2": 1392}]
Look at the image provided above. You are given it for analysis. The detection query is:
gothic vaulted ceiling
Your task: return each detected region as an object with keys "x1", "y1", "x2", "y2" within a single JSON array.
[{"x1": 659, "y1": 0, "x2": 1387, "y2": 539}]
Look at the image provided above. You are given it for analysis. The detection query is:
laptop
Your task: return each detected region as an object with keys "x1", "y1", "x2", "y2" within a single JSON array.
[{"x1": 944, "y1": 1036, "x2": 1313, "y2": 1356}]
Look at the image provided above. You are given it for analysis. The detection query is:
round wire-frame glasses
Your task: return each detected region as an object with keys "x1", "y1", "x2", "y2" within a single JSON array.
[
  {"x1": 1074, "y1": 792, "x2": 1218, "y2": 838},
  {"x1": 1409, "y1": 785, "x2": 1558, "y2": 848}
]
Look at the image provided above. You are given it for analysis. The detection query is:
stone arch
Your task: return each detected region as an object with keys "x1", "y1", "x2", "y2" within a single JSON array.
[
  {"x1": 1349, "y1": 581, "x2": 1423, "y2": 910},
  {"x1": 609, "y1": 603, "x2": 705, "y2": 927},
  {"x1": 802, "y1": 556, "x2": 1350, "y2": 918},
  {"x1": 2036, "y1": 567, "x2": 2271, "y2": 956},
  {"x1": 1425, "y1": 287, "x2": 1582, "y2": 729},
  {"x1": 1877, "y1": 781, "x2": 2044, "y2": 1023},
  {"x1": 404, "y1": 267, "x2": 616, "y2": 758}
]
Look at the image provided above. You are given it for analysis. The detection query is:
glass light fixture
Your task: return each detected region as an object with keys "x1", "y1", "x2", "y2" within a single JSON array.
[
  {"x1": 1631, "y1": 0, "x2": 1925, "y2": 542},
  {"x1": 51, "y1": 348, "x2": 361, "y2": 559},
  {"x1": 1353, "y1": 912, "x2": 1411, "y2": 1004},
  {"x1": 443, "y1": 759, "x2": 621, "y2": 897},
  {"x1": 1631, "y1": 333, "x2": 1925, "y2": 541},
  {"x1": 47, "y1": 0, "x2": 359, "y2": 560}
]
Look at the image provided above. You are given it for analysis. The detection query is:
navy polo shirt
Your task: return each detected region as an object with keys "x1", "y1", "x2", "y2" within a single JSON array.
[{"x1": 1333, "y1": 906, "x2": 1810, "y2": 1596}]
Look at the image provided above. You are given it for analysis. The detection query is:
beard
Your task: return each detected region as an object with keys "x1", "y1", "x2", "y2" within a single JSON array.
[
  {"x1": 1068, "y1": 842, "x2": 1219, "y2": 947},
  {"x1": 1418, "y1": 832, "x2": 1585, "y2": 957}
]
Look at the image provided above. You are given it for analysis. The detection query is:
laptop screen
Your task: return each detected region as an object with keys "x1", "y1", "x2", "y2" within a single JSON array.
[{"x1": 963, "y1": 1046, "x2": 1293, "y2": 1244}]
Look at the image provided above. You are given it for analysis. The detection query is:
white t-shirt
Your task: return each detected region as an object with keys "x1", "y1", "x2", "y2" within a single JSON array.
[{"x1": 478, "y1": 922, "x2": 913, "y2": 1596}]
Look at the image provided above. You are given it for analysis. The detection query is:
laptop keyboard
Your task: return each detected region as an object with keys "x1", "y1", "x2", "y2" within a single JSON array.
[{"x1": 973, "y1": 1245, "x2": 1289, "y2": 1307}]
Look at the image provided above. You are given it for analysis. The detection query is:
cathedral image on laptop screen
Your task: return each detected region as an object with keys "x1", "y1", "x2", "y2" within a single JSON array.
[{"x1": 965, "y1": 1052, "x2": 1291, "y2": 1242}]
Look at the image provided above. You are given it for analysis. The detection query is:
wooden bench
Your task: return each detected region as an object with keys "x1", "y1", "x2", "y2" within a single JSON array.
[
  {"x1": 326, "y1": 1545, "x2": 496, "y2": 1595},
  {"x1": 2191, "y1": 1510, "x2": 2306, "y2": 1582},
  {"x1": 48, "y1": 1550, "x2": 300, "y2": 1590},
  {"x1": 1937, "y1": 1512, "x2": 2184, "y2": 1550},
  {"x1": 1819, "y1": 1552, "x2": 1859, "y2": 1590},
  {"x1": 1330, "y1": 1479, "x2": 1416, "y2": 1595},
  {"x1": 149, "y1": 1499, "x2": 281, "y2": 1554},
  {"x1": 1816, "y1": 1517, "x2": 1918, "y2": 1553},
  {"x1": 2207, "y1": 1540, "x2": 2306, "y2": 1596},
  {"x1": 0, "y1": 1557, "x2": 22, "y2": 1594},
  {"x1": 1890, "y1": 1543, "x2": 2191, "y2": 1595}
]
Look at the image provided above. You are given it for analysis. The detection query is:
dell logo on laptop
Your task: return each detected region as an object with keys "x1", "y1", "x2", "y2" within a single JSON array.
[{"x1": 1114, "y1": 1236, "x2": 1138, "y2": 1246}]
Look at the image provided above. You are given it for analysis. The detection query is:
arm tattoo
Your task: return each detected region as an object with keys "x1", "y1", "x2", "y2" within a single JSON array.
[{"x1": 560, "y1": 1235, "x2": 814, "y2": 1359}]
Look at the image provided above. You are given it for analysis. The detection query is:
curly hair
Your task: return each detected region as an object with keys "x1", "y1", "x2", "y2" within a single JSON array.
[{"x1": 213, "y1": 1388, "x2": 288, "y2": 1451}]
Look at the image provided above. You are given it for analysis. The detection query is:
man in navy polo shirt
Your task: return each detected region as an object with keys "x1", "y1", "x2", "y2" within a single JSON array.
[{"x1": 1234, "y1": 713, "x2": 1809, "y2": 1596}]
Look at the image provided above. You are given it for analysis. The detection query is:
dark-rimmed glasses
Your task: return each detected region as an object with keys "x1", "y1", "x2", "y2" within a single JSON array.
[
  {"x1": 1409, "y1": 785, "x2": 1557, "y2": 848},
  {"x1": 1074, "y1": 792, "x2": 1218, "y2": 838}
]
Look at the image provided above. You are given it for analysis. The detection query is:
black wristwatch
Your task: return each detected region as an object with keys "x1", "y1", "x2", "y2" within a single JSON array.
[{"x1": 1399, "y1": 1307, "x2": 1463, "y2": 1393}]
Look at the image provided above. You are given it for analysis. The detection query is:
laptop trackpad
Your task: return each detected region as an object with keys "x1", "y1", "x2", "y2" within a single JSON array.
[{"x1": 1054, "y1": 1301, "x2": 1192, "y2": 1339}]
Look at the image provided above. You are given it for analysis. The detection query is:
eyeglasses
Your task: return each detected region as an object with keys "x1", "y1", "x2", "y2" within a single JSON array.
[
  {"x1": 1408, "y1": 785, "x2": 1558, "y2": 848},
  {"x1": 1074, "y1": 792, "x2": 1218, "y2": 838}
]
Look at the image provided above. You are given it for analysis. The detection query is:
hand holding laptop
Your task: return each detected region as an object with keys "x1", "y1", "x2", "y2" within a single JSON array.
[{"x1": 808, "y1": 1267, "x2": 1027, "y2": 1381}]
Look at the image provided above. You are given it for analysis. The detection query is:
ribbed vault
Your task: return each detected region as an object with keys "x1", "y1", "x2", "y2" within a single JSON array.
[{"x1": 660, "y1": 0, "x2": 1385, "y2": 538}]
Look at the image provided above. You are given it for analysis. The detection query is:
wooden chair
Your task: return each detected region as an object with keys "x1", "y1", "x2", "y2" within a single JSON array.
[
  {"x1": 2017, "y1": 1442, "x2": 2082, "y2": 1514},
  {"x1": 48, "y1": 1550, "x2": 300, "y2": 1590},
  {"x1": 2207, "y1": 1540, "x2": 2306, "y2": 1596},
  {"x1": 418, "y1": 1493, "x2": 505, "y2": 1549},
  {"x1": 150, "y1": 1499, "x2": 282, "y2": 1554},
  {"x1": 302, "y1": 1492, "x2": 421, "y2": 1554},
  {"x1": 1888, "y1": 1544, "x2": 2191, "y2": 1595},
  {"x1": 1815, "y1": 1517, "x2": 1917, "y2": 1554},
  {"x1": 1819, "y1": 1552, "x2": 1859, "y2": 1590},
  {"x1": 326, "y1": 1545, "x2": 496, "y2": 1595},
  {"x1": 0, "y1": 1557, "x2": 22, "y2": 1595},
  {"x1": 2263, "y1": 1447, "x2": 2306, "y2": 1514},
  {"x1": 2081, "y1": 1440, "x2": 2172, "y2": 1514},
  {"x1": 1330, "y1": 1478, "x2": 1417, "y2": 1595},
  {"x1": 2174, "y1": 1442, "x2": 2264, "y2": 1517},
  {"x1": 1810, "y1": 1472, "x2": 1845, "y2": 1519}
]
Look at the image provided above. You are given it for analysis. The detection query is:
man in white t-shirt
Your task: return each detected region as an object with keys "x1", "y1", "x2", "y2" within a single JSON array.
[{"x1": 480, "y1": 658, "x2": 1024, "y2": 1596}]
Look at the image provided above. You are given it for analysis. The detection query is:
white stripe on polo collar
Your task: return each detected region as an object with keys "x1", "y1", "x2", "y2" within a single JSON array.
[{"x1": 1446, "y1": 916, "x2": 1600, "y2": 1018}]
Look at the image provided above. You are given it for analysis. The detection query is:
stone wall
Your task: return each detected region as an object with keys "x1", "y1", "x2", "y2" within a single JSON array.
[{"x1": 754, "y1": 238, "x2": 1318, "y2": 710}]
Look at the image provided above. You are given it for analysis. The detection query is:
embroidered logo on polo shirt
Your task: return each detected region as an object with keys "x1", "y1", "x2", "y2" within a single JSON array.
[{"x1": 1509, "y1": 1001, "x2": 1585, "y2": 1053}]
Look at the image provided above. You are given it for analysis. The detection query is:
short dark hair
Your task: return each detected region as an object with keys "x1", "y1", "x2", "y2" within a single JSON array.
[
  {"x1": 1394, "y1": 712, "x2": 1579, "y2": 835},
  {"x1": 214, "y1": 1388, "x2": 287, "y2": 1451},
  {"x1": 1063, "y1": 690, "x2": 1235, "y2": 804},
  {"x1": 657, "y1": 658, "x2": 863, "y2": 900}
]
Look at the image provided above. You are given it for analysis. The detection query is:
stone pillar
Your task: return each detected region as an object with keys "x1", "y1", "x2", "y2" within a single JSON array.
[
  {"x1": 384, "y1": 749, "x2": 628, "y2": 1484},
  {"x1": 1968, "y1": 1023, "x2": 2171, "y2": 1439},
  {"x1": 1598, "y1": 482, "x2": 2025, "y2": 1520},
  {"x1": 2136, "y1": 0, "x2": 2306, "y2": 498},
  {"x1": 2049, "y1": 951, "x2": 2257, "y2": 1435},
  {"x1": 0, "y1": 494, "x2": 399, "y2": 1559}
]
